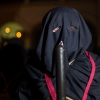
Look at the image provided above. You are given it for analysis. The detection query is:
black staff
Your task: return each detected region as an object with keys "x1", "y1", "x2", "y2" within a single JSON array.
[{"x1": 54, "y1": 41, "x2": 66, "y2": 100}]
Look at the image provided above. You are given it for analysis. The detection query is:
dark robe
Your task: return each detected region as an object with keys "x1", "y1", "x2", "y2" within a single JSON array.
[
  {"x1": 0, "y1": 38, "x2": 28, "y2": 100},
  {"x1": 13, "y1": 6, "x2": 100, "y2": 100}
]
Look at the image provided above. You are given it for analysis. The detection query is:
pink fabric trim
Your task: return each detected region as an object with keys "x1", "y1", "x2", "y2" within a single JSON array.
[
  {"x1": 44, "y1": 74, "x2": 56, "y2": 100},
  {"x1": 82, "y1": 51, "x2": 96, "y2": 100},
  {"x1": 44, "y1": 51, "x2": 96, "y2": 100}
]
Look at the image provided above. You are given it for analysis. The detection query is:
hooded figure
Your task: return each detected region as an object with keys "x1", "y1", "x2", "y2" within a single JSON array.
[
  {"x1": 13, "y1": 6, "x2": 100, "y2": 100},
  {"x1": 0, "y1": 38, "x2": 28, "y2": 100}
]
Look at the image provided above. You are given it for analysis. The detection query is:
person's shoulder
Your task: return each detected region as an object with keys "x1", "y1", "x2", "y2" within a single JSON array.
[
  {"x1": 89, "y1": 52, "x2": 100, "y2": 68},
  {"x1": 89, "y1": 52, "x2": 100, "y2": 60}
]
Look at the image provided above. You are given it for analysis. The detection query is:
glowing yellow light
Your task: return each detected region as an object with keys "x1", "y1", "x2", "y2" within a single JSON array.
[
  {"x1": 5, "y1": 27, "x2": 10, "y2": 33},
  {"x1": 16, "y1": 32, "x2": 22, "y2": 38}
]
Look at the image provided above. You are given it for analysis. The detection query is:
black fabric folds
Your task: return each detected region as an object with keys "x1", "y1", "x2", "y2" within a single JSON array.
[{"x1": 13, "y1": 6, "x2": 100, "y2": 100}]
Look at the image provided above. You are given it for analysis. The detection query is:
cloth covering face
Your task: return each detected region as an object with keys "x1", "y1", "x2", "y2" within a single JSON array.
[
  {"x1": 13, "y1": 6, "x2": 100, "y2": 100},
  {"x1": 36, "y1": 6, "x2": 92, "y2": 74}
]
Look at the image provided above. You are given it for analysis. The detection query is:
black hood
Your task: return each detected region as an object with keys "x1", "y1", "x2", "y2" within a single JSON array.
[{"x1": 36, "y1": 6, "x2": 92, "y2": 73}]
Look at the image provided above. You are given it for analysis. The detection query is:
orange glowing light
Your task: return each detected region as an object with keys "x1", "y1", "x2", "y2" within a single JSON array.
[
  {"x1": 5, "y1": 27, "x2": 10, "y2": 33},
  {"x1": 16, "y1": 32, "x2": 22, "y2": 38}
]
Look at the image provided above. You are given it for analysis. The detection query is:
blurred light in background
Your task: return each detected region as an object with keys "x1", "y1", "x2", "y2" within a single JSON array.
[
  {"x1": 16, "y1": 32, "x2": 22, "y2": 38},
  {"x1": 0, "y1": 22, "x2": 24, "y2": 40},
  {"x1": 5, "y1": 27, "x2": 10, "y2": 34}
]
